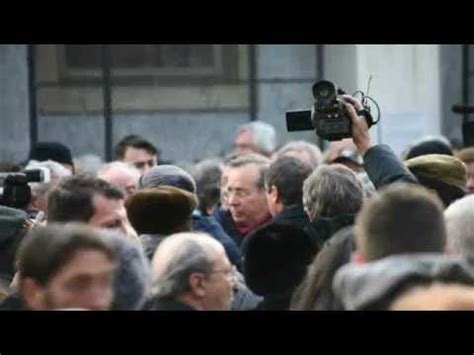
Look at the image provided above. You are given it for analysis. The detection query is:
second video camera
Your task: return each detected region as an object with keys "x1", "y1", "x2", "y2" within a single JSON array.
[{"x1": 286, "y1": 80, "x2": 379, "y2": 141}]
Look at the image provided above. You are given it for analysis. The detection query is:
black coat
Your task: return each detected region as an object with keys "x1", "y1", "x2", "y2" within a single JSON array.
[
  {"x1": 0, "y1": 291, "x2": 25, "y2": 310},
  {"x1": 143, "y1": 297, "x2": 196, "y2": 311},
  {"x1": 212, "y1": 206, "x2": 246, "y2": 247},
  {"x1": 305, "y1": 213, "x2": 356, "y2": 250},
  {"x1": 0, "y1": 206, "x2": 28, "y2": 281},
  {"x1": 192, "y1": 211, "x2": 242, "y2": 269},
  {"x1": 271, "y1": 204, "x2": 310, "y2": 231}
]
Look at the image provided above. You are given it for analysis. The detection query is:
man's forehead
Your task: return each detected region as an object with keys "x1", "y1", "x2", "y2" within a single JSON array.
[
  {"x1": 227, "y1": 164, "x2": 260, "y2": 183},
  {"x1": 53, "y1": 250, "x2": 115, "y2": 279},
  {"x1": 124, "y1": 147, "x2": 155, "y2": 160}
]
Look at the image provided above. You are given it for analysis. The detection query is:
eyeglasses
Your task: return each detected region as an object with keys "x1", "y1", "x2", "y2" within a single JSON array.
[{"x1": 208, "y1": 265, "x2": 238, "y2": 281}]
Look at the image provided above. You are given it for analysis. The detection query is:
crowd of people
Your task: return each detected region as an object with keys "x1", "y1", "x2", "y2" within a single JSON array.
[{"x1": 1, "y1": 96, "x2": 474, "y2": 311}]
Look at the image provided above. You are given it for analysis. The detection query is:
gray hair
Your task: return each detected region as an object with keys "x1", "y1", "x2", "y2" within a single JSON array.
[
  {"x1": 303, "y1": 164, "x2": 364, "y2": 221},
  {"x1": 445, "y1": 195, "x2": 474, "y2": 257},
  {"x1": 190, "y1": 159, "x2": 224, "y2": 212},
  {"x1": 25, "y1": 160, "x2": 72, "y2": 198},
  {"x1": 274, "y1": 140, "x2": 323, "y2": 169},
  {"x1": 237, "y1": 121, "x2": 277, "y2": 156},
  {"x1": 225, "y1": 153, "x2": 270, "y2": 189},
  {"x1": 150, "y1": 232, "x2": 224, "y2": 300},
  {"x1": 73, "y1": 154, "x2": 104, "y2": 176}
]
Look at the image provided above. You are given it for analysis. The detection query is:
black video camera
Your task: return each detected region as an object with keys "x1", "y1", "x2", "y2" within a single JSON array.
[
  {"x1": 0, "y1": 168, "x2": 50, "y2": 213},
  {"x1": 286, "y1": 80, "x2": 379, "y2": 141}
]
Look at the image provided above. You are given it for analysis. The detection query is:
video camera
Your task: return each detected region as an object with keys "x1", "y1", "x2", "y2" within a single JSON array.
[
  {"x1": 285, "y1": 80, "x2": 380, "y2": 141},
  {"x1": 0, "y1": 168, "x2": 51, "y2": 212}
]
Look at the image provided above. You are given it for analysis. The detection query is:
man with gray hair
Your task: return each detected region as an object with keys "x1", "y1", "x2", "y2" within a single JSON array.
[
  {"x1": 234, "y1": 121, "x2": 277, "y2": 157},
  {"x1": 97, "y1": 161, "x2": 141, "y2": 198},
  {"x1": 219, "y1": 153, "x2": 272, "y2": 247},
  {"x1": 145, "y1": 232, "x2": 235, "y2": 311},
  {"x1": 24, "y1": 159, "x2": 72, "y2": 217},
  {"x1": 444, "y1": 194, "x2": 474, "y2": 256},
  {"x1": 273, "y1": 140, "x2": 322, "y2": 169},
  {"x1": 302, "y1": 164, "x2": 364, "y2": 247}
]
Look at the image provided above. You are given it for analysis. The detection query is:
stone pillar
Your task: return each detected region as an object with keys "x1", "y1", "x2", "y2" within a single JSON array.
[{"x1": 0, "y1": 45, "x2": 30, "y2": 164}]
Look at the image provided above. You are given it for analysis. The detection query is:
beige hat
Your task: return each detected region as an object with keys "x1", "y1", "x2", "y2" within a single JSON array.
[{"x1": 405, "y1": 154, "x2": 467, "y2": 191}]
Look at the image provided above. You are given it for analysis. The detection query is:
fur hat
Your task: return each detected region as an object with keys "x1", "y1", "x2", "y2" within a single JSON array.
[
  {"x1": 125, "y1": 186, "x2": 197, "y2": 235},
  {"x1": 405, "y1": 154, "x2": 467, "y2": 191},
  {"x1": 243, "y1": 223, "x2": 319, "y2": 296},
  {"x1": 138, "y1": 165, "x2": 196, "y2": 193}
]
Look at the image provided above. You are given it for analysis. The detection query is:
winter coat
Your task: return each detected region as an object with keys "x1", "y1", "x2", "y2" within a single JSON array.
[
  {"x1": 0, "y1": 206, "x2": 28, "y2": 281},
  {"x1": 192, "y1": 211, "x2": 242, "y2": 270},
  {"x1": 305, "y1": 213, "x2": 356, "y2": 249},
  {"x1": 363, "y1": 144, "x2": 418, "y2": 188},
  {"x1": 212, "y1": 206, "x2": 245, "y2": 247},
  {"x1": 333, "y1": 253, "x2": 474, "y2": 310},
  {"x1": 144, "y1": 297, "x2": 197, "y2": 311}
]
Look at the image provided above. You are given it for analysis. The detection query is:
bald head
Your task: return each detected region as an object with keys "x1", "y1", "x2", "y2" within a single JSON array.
[
  {"x1": 150, "y1": 232, "x2": 234, "y2": 310},
  {"x1": 97, "y1": 161, "x2": 141, "y2": 198}
]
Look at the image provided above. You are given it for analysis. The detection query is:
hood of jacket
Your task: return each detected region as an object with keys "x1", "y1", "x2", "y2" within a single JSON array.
[{"x1": 333, "y1": 253, "x2": 474, "y2": 310}]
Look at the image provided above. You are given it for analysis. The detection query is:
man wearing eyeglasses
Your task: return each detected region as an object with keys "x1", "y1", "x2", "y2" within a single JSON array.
[{"x1": 145, "y1": 232, "x2": 235, "y2": 311}]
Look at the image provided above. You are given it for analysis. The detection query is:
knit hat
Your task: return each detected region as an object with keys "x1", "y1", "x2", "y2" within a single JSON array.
[
  {"x1": 405, "y1": 139, "x2": 453, "y2": 160},
  {"x1": 243, "y1": 223, "x2": 319, "y2": 296},
  {"x1": 405, "y1": 154, "x2": 467, "y2": 192},
  {"x1": 29, "y1": 142, "x2": 74, "y2": 167},
  {"x1": 125, "y1": 186, "x2": 197, "y2": 235},
  {"x1": 139, "y1": 165, "x2": 196, "y2": 193}
]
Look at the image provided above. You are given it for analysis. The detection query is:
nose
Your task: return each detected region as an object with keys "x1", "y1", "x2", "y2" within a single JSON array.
[
  {"x1": 227, "y1": 191, "x2": 239, "y2": 206},
  {"x1": 84, "y1": 289, "x2": 113, "y2": 311},
  {"x1": 467, "y1": 178, "x2": 474, "y2": 193}
]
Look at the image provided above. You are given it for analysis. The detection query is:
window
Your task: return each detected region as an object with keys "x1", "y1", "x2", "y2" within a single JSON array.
[
  {"x1": 60, "y1": 45, "x2": 225, "y2": 80},
  {"x1": 36, "y1": 44, "x2": 250, "y2": 114}
]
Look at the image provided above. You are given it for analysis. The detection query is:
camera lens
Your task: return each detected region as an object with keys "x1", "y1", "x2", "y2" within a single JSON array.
[{"x1": 312, "y1": 80, "x2": 337, "y2": 101}]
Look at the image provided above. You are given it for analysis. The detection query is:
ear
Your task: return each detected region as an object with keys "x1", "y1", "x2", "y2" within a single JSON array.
[
  {"x1": 351, "y1": 251, "x2": 367, "y2": 264},
  {"x1": 21, "y1": 278, "x2": 46, "y2": 310},
  {"x1": 188, "y1": 273, "x2": 206, "y2": 298},
  {"x1": 268, "y1": 185, "x2": 280, "y2": 205}
]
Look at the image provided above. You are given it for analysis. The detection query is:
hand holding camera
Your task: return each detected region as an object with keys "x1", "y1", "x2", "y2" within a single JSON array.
[{"x1": 286, "y1": 80, "x2": 380, "y2": 146}]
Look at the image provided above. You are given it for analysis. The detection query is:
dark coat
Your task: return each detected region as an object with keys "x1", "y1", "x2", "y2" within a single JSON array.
[
  {"x1": 192, "y1": 211, "x2": 242, "y2": 270},
  {"x1": 0, "y1": 291, "x2": 25, "y2": 310},
  {"x1": 0, "y1": 206, "x2": 28, "y2": 281},
  {"x1": 212, "y1": 206, "x2": 245, "y2": 247},
  {"x1": 305, "y1": 213, "x2": 356, "y2": 250},
  {"x1": 271, "y1": 204, "x2": 310, "y2": 231},
  {"x1": 363, "y1": 144, "x2": 418, "y2": 188},
  {"x1": 143, "y1": 297, "x2": 197, "y2": 311}
]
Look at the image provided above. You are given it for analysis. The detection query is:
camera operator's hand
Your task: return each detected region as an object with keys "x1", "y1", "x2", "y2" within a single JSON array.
[{"x1": 342, "y1": 95, "x2": 374, "y2": 156}]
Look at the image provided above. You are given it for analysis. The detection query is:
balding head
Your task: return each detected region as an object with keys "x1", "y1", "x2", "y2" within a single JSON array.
[
  {"x1": 150, "y1": 232, "x2": 234, "y2": 310},
  {"x1": 97, "y1": 161, "x2": 141, "y2": 198}
]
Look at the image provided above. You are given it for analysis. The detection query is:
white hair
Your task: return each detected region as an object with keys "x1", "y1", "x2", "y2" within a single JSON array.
[
  {"x1": 444, "y1": 195, "x2": 474, "y2": 257},
  {"x1": 25, "y1": 159, "x2": 72, "y2": 197},
  {"x1": 74, "y1": 154, "x2": 104, "y2": 176},
  {"x1": 237, "y1": 121, "x2": 277, "y2": 156},
  {"x1": 97, "y1": 161, "x2": 141, "y2": 180}
]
